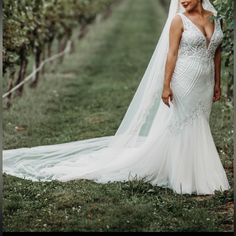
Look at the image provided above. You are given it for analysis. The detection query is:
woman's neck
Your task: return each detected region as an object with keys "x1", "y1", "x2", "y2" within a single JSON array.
[{"x1": 187, "y1": 3, "x2": 205, "y2": 16}]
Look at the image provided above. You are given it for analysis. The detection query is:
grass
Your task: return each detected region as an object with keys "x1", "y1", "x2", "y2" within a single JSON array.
[
  {"x1": 3, "y1": 175, "x2": 233, "y2": 232},
  {"x1": 3, "y1": 0, "x2": 234, "y2": 232}
]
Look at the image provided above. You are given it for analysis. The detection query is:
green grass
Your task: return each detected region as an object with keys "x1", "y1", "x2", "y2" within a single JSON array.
[
  {"x1": 3, "y1": 0, "x2": 234, "y2": 232},
  {"x1": 3, "y1": 175, "x2": 233, "y2": 232}
]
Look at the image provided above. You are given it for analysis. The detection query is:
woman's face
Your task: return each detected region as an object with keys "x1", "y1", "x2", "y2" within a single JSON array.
[{"x1": 180, "y1": 0, "x2": 202, "y2": 12}]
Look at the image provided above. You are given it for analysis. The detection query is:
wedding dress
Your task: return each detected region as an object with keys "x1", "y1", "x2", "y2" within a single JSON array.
[{"x1": 3, "y1": 0, "x2": 230, "y2": 195}]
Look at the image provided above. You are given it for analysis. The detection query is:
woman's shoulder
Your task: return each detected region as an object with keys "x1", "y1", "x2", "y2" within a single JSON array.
[
  {"x1": 170, "y1": 14, "x2": 184, "y2": 32},
  {"x1": 172, "y1": 13, "x2": 184, "y2": 24},
  {"x1": 204, "y1": 9, "x2": 214, "y2": 17}
]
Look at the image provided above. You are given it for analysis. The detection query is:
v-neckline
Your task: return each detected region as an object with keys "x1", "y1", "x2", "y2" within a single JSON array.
[{"x1": 181, "y1": 13, "x2": 216, "y2": 50}]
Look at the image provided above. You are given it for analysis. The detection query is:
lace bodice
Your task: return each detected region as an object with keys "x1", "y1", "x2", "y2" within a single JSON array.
[{"x1": 177, "y1": 13, "x2": 224, "y2": 61}]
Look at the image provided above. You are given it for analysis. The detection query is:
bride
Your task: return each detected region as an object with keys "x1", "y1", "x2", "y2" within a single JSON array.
[{"x1": 3, "y1": 0, "x2": 231, "y2": 195}]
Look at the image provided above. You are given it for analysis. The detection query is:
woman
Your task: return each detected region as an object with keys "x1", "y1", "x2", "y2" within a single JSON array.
[
  {"x1": 162, "y1": 0, "x2": 222, "y2": 107},
  {"x1": 3, "y1": 0, "x2": 230, "y2": 195}
]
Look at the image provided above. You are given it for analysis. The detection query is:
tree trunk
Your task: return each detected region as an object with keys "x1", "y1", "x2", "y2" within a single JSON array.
[
  {"x1": 30, "y1": 47, "x2": 42, "y2": 88},
  {"x1": 78, "y1": 23, "x2": 88, "y2": 40},
  {"x1": 14, "y1": 48, "x2": 28, "y2": 97},
  {"x1": 18, "y1": 58, "x2": 28, "y2": 95},
  {"x1": 14, "y1": 60, "x2": 24, "y2": 97},
  {"x1": 6, "y1": 71, "x2": 16, "y2": 108},
  {"x1": 48, "y1": 42, "x2": 52, "y2": 58}
]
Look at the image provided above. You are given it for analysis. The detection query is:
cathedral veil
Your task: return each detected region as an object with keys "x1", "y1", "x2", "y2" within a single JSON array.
[{"x1": 3, "y1": 0, "x2": 219, "y2": 182}]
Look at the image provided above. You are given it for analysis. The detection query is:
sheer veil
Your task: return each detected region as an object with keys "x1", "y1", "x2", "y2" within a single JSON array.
[
  {"x1": 109, "y1": 0, "x2": 217, "y2": 148},
  {"x1": 3, "y1": 0, "x2": 218, "y2": 181}
]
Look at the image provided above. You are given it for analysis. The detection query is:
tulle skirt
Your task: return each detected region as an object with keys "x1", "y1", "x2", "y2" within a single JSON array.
[{"x1": 3, "y1": 57, "x2": 230, "y2": 195}]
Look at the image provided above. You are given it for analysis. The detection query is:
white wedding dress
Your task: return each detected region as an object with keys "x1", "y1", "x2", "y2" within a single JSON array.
[{"x1": 3, "y1": 7, "x2": 231, "y2": 195}]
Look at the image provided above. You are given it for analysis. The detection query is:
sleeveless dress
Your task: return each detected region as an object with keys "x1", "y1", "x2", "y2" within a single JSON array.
[{"x1": 3, "y1": 13, "x2": 230, "y2": 195}]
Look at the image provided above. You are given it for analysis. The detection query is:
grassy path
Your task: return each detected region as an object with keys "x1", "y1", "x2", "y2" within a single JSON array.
[
  {"x1": 3, "y1": 0, "x2": 167, "y2": 149},
  {"x1": 3, "y1": 0, "x2": 233, "y2": 232}
]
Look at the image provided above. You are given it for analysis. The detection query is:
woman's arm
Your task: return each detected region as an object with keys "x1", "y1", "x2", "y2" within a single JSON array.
[
  {"x1": 213, "y1": 45, "x2": 222, "y2": 102},
  {"x1": 162, "y1": 15, "x2": 183, "y2": 107},
  {"x1": 213, "y1": 19, "x2": 223, "y2": 102}
]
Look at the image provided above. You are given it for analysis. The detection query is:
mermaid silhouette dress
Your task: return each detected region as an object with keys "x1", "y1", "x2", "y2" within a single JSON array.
[{"x1": 3, "y1": 13, "x2": 230, "y2": 195}]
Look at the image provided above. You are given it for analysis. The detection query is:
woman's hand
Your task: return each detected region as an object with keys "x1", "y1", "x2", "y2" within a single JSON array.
[
  {"x1": 213, "y1": 84, "x2": 221, "y2": 102},
  {"x1": 161, "y1": 15, "x2": 181, "y2": 108},
  {"x1": 162, "y1": 86, "x2": 173, "y2": 108}
]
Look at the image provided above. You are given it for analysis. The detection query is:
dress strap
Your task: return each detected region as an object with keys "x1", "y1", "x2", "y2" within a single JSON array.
[
  {"x1": 215, "y1": 17, "x2": 220, "y2": 30},
  {"x1": 176, "y1": 13, "x2": 189, "y2": 30}
]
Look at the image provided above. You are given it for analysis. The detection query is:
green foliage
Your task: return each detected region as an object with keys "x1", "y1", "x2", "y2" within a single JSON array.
[
  {"x1": 3, "y1": 0, "x2": 115, "y2": 74},
  {"x1": 213, "y1": 0, "x2": 234, "y2": 100}
]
